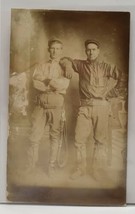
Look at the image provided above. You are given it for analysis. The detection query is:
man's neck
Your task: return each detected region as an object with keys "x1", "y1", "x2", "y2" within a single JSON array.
[
  {"x1": 50, "y1": 57, "x2": 60, "y2": 63},
  {"x1": 87, "y1": 58, "x2": 98, "y2": 64}
]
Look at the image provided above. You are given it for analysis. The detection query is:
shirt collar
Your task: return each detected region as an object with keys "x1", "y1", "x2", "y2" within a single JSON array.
[
  {"x1": 86, "y1": 58, "x2": 98, "y2": 65},
  {"x1": 49, "y1": 58, "x2": 60, "y2": 63}
]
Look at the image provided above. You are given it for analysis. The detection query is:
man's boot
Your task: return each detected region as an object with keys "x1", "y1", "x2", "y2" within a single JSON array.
[
  {"x1": 91, "y1": 142, "x2": 108, "y2": 180},
  {"x1": 48, "y1": 162, "x2": 56, "y2": 178},
  {"x1": 48, "y1": 140, "x2": 59, "y2": 178},
  {"x1": 71, "y1": 145, "x2": 87, "y2": 179}
]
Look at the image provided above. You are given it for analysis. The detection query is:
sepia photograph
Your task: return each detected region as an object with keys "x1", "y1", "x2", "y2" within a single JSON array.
[{"x1": 7, "y1": 9, "x2": 130, "y2": 205}]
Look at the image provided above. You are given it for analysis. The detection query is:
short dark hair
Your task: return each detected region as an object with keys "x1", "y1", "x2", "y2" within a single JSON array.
[
  {"x1": 85, "y1": 39, "x2": 100, "y2": 48},
  {"x1": 48, "y1": 39, "x2": 63, "y2": 48}
]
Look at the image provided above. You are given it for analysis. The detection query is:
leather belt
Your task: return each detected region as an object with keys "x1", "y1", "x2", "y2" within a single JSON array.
[{"x1": 81, "y1": 98, "x2": 109, "y2": 106}]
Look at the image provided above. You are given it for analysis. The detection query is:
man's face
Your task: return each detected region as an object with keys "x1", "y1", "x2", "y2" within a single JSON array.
[
  {"x1": 48, "y1": 42, "x2": 63, "y2": 60},
  {"x1": 85, "y1": 43, "x2": 100, "y2": 61}
]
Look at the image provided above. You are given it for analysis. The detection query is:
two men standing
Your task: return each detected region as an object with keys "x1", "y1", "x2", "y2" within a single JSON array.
[{"x1": 27, "y1": 38, "x2": 120, "y2": 179}]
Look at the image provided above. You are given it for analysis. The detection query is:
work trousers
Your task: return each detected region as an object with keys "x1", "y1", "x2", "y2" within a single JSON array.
[
  {"x1": 75, "y1": 100, "x2": 112, "y2": 171},
  {"x1": 28, "y1": 106, "x2": 62, "y2": 169}
]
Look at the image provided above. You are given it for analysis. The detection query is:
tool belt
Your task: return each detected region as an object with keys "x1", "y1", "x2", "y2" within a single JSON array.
[
  {"x1": 36, "y1": 92, "x2": 64, "y2": 109},
  {"x1": 80, "y1": 98, "x2": 109, "y2": 106}
]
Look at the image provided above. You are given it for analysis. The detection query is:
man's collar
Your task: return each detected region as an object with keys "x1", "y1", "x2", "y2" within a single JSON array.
[
  {"x1": 86, "y1": 58, "x2": 98, "y2": 64},
  {"x1": 49, "y1": 58, "x2": 60, "y2": 63}
]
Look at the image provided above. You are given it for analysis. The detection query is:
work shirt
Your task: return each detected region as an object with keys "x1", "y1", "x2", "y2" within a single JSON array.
[
  {"x1": 72, "y1": 59, "x2": 120, "y2": 100},
  {"x1": 32, "y1": 59, "x2": 70, "y2": 107}
]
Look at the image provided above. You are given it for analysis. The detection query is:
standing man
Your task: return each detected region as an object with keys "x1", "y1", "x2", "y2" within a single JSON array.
[
  {"x1": 27, "y1": 39, "x2": 70, "y2": 177},
  {"x1": 64, "y1": 39, "x2": 120, "y2": 179}
]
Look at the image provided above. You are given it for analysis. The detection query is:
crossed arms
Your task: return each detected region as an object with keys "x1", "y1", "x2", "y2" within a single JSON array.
[{"x1": 32, "y1": 63, "x2": 70, "y2": 94}]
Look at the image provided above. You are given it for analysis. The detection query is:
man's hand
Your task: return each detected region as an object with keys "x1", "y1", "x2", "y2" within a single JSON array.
[
  {"x1": 49, "y1": 79, "x2": 58, "y2": 91},
  {"x1": 49, "y1": 78, "x2": 70, "y2": 92},
  {"x1": 43, "y1": 79, "x2": 51, "y2": 86},
  {"x1": 60, "y1": 57, "x2": 73, "y2": 79}
]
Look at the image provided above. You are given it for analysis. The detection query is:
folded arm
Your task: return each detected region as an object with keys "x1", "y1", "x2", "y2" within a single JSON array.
[
  {"x1": 32, "y1": 63, "x2": 52, "y2": 92},
  {"x1": 60, "y1": 57, "x2": 81, "y2": 78},
  {"x1": 49, "y1": 77, "x2": 70, "y2": 94},
  {"x1": 33, "y1": 62, "x2": 70, "y2": 93},
  {"x1": 105, "y1": 65, "x2": 122, "y2": 97},
  {"x1": 33, "y1": 79, "x2": 50, "y2": 92},
  {"x1": 101, "y1": 78, "x2": 118, "y2": 98}
]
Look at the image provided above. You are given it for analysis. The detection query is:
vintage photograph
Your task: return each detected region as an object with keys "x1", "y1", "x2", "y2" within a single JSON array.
[{"x1": 7, "y1": 9, "x2": 130, "y2": 205}]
